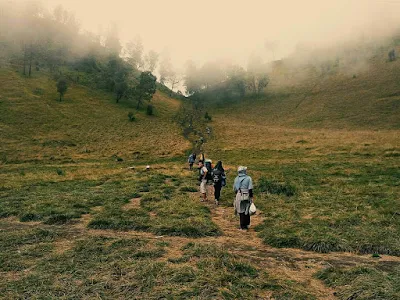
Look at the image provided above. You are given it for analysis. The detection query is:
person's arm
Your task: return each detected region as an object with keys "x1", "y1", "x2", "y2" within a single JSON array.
[
  {"x1": 248, "y1": 177, "x2": 254, "y2": 200},
  {"x1": 202, "y1": 167, "x2": 207, "y2": 180}
]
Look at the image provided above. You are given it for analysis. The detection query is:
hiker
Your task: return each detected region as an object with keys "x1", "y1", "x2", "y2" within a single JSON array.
[
  {"x1": 188, "y1": 153, "x2": 196, "y2": 170},
  {"x1": 198, "y1": 160, "x2": 209, "y2": 202},
  {"x1": 233, "y1": 166, "x2": 254, "y2": 230},
  {"x1": 212, "y1": 161, "x2": 226, "y2": 205}
]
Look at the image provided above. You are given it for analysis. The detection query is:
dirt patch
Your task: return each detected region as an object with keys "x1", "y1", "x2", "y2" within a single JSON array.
[
  {"x1": 122, "y1": 198, "x2": 141, "y2": 211},
  {"x1": 53, "y1": 239, "x2": 75, "y2": 255}
]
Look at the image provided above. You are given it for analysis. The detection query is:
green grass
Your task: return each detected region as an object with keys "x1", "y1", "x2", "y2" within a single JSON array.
[
  {"x1": 208, "y1": 151, "x2": 400, "y2": 255},
  {"x1": 88, "y1": 172, "x2": 221, "y2": 237},
  {"x1": 0, "y1": 68, "x2": 189, "y2": 165},
  {"x1": 1, "y1": 62, "x2": 400, "y2": 298},
  {"x1": 0, "y1": 226, "x2": 317, "y2": 299},
  {"x1": 315, "y1": 264, "x2": 400, "y2": 299},
  {"x1": 252, "y1": 158, "x2": 400, "y2": 255}
]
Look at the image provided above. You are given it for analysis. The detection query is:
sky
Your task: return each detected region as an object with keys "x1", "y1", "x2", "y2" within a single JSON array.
[{"x1": 39, "y1": 0, "x2": 400, "y2": 67}]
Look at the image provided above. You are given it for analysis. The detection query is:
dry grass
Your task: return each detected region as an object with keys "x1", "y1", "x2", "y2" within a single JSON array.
[
  {"x1": 1, "y1": 60, "x2": 400, "y2": 299},
  {"x1": 0, "y1": 69, "x2": 190, "y2": 165}
]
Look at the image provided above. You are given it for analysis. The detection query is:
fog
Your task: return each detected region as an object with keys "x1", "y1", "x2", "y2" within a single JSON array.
[
  {"x1": 38, "y1": 0, "x2": 400, "y2": 67},
  {"x1": 2, "y1": 0, "x2": 400, "y2": 95}
]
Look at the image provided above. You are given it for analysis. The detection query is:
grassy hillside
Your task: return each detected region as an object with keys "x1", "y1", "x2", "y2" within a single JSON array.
[
  {"x1": 0, "y1": 68, "x2": 190, "y2": 165},
  {"x1": 202, "y1": 55, "x2": 400, "y2": 299},
  {"x1": 214, "y1": 55, "x2": 400, "y2": 130},
  {"x1": 1, "y1": 62, "x2": 400, "y2": 299}
]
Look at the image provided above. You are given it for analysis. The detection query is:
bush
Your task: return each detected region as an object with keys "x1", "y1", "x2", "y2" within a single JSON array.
[
  {"x1": 128, "y1": 112, "x2": 135, "y2": 121},
  {"x1": 146, "y1": 104, "x2": 154, "y2": 116},
  {"x1": 204, "y1": 112, "x2": 212, "y2": 121},
  {"x1": 44, "y1": 214, "x2": 75, "y2": 225}
]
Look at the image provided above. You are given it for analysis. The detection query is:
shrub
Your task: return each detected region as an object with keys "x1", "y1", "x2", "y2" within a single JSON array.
[
  {"x1": 204, "y1": 112, "x2": 212, "y2": 121},
  {"x1": 44, "y1": 214, "x2": 74, "y2": 225},
  {"x1": 128, "y1": 111, "x2": 136, "y2": 121},
  {"x1": 19, "y1": 213, "x2": 42, "y2": 222},
  {"x1": 146, "y1": 104, "x2": 154, "y2": 116},
  {"x1": 56, "y1": 168, "x2": 65, "y2": 176}
]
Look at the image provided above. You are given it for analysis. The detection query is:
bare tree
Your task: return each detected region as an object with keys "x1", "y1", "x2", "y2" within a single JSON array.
[
  {"x1": 125, "y1": 36, "x2": 144, "y2": 70},
  {"x1": 144, "y1": 50, "x2": 159, "y2": 73},
  {"x1": 264, "y1": 40, "x2": 278, "y2": 61},
  {"x1": 159, "y1": 52, "x2": 172, "y2": 85},
  {"x1": 168, "y1": 71, "x2": 181, "y2": 96}
]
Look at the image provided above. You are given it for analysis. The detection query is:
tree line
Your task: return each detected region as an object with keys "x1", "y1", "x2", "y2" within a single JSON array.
[{"x1": 0, "y1": 1, "x2": 157, "y2": 108}]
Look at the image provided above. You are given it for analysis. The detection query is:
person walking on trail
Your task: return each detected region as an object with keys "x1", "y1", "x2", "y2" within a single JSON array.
[
  {"x1": 188, "y1": 153, "x2": 196, "y2": 170},
  {"x1": 198, "y1": 160, "x2": 209, "y2": 202},
  {"x1": 233, "y1": 166, "x2": 254, "y2": 230},
  {"x1": 213, "y1": 161, "x2": 226, "y2": 205}
]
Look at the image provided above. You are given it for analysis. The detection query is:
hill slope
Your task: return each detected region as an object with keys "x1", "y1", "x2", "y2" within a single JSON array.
[
  {"x1": 0, "y1": 69, "x2": 190, "y2": 164},
  {"x1": 213, "y1": 55, "x2": 400, "y2": 130}
]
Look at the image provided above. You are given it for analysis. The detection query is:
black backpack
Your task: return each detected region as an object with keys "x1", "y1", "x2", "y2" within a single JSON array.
[
  {"x1": 212, "y1": 168, "x2": 222, "y2": 183},
  {"x1": 204, "y1": 160, "x2": 213, "y2": 181}
]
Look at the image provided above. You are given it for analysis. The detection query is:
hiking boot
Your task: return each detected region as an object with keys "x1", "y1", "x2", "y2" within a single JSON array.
[{"x1": 215, "y1": 199, "x2": 219, "y2": 205}]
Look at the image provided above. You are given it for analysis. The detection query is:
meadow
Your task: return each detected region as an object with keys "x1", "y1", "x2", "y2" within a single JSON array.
[{"x1": 1, "y1": 67, "x2": 400, "y2": 299}]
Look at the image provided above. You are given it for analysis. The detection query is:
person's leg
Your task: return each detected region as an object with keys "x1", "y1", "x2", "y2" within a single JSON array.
[
  {"x1": 239, "y1": 213, "x2": 247, "y2": 229},
  {"x1": 200, "y1": 180, "x2": 207, "y2": 201},
  {"x1": 214, "y1": 183, "x2": 221, "y2": 200},
  {"x1": 209, "y1": 183, "x2": 215, "y2": 201},
  {"x1": 245, "y1": 213, "x2": 251, "y2": 228},
  {"x1": 214, "y1": 183, "x2": 221, "y2": 205}
]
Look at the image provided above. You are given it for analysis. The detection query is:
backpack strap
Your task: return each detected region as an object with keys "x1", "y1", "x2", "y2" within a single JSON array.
[{"x1": 238, "y1": 177, "x2": 247, "y2": 194}]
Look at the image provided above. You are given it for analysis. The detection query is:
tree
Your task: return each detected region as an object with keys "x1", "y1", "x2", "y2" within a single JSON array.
[
  {"x1": 257, "y1": 74, "x2": 269, "y2": 94},
  {"x1": 144, "y1": 50, "x2": 159, "y2": 73},
  {"x1": 103, "y1": 55, "x2": 135, "y2": 103},
  {"x1": 247, "y1": 54, "x2": 269, "y2": 94},
  {"x1": 159, "y1": 52, "x2": 172, "y2": 85},
  {"x1": 56, "y1": 78, "x2": 68, "y2": 101},
  {"x1": 125, "y1": 36, "x2": 144, "y2": 70},
  {"x1": 264, "y1": 40, "x2": 278, "y2": 61},
  {"x1": 168, "y1": 71, "x2": 181, "y2": 96},
  {"x1": 104, "y1": 23, "x2": 121, "y2": 55},
  {"x1": 227, "y1": 65, "x2": 246, "y2": 97},
  {"x1": 134, "y1": 71, "x2": 156, "y2": 109},
  {"x1": 184, "y1": 60, "x2": 200, "y2": 95}
]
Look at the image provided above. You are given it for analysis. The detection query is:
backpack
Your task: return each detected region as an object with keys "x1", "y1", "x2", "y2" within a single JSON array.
[
  {"x1": 204, "y1": 160, "x2": 213, "y2": 181},
  {"x1": 212, "y1": 168, "x2": 222, "y2": 183}
]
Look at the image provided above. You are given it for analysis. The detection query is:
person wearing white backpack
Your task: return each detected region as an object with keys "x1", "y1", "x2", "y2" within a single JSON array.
[{"x1": 233, "y1": 166, "x2": 255, "y2": 230}]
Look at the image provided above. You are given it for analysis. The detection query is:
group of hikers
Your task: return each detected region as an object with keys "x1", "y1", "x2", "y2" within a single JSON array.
[{"x1": 188, "y1": 153, "x2": 255, "y2": 230}]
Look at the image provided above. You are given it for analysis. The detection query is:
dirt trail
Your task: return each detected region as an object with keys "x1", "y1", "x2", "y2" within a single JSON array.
[
  {"x1": 206, "y1": 203, "x2": 400, "y2": 298},
  {"x1": 209, "y1": 204, "x2": 337, "y2": 299}
]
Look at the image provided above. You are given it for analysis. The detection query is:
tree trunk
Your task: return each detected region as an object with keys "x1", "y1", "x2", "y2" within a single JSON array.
[
  {"x1": 136, "y1": 99, "x2": 141, "y2": 110},
  {"x1": 59, "y1": 93, "x2": 62, "y2": 101},
  {"x1": 23, "y1": 44, "x2": 27, "y2": 75},
  {"x1": 28, "y1": 45, "x2": 33, "y2": 77}
]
